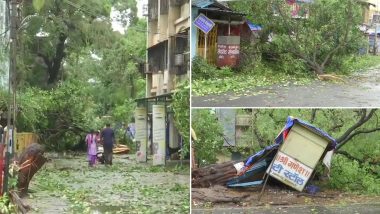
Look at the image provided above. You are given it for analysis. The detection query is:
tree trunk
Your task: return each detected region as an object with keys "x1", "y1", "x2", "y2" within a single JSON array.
[
  {"x1": 17, "y1": 143, "x2": 47, "y2": 197},
  {"x1": 192, "y1": 161, "x2": 240, "y2": 188},
  {"x1": 47, "y1": 33, "x2": 67, "y2": 85}
]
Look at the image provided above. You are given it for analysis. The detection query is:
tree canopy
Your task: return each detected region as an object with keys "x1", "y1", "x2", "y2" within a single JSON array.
[
  {"x1": 2, "y1": 0, "x2": 147, "y2": 150},
  {"x1": 230, "y1": 0, "x2": 365, "y2": 75}
]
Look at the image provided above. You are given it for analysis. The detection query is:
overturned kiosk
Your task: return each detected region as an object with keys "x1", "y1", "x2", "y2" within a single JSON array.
[{"x1": 193, "y1": 116, "x2": 336, "y2": 193}]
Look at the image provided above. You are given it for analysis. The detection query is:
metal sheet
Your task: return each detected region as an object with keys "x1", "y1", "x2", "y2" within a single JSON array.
[{"x1": 192, "y1": 0, "x2": 215, "y2": 8}]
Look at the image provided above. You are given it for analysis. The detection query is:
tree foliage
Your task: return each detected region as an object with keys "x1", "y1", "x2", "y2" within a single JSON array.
[
  {"x1": 230, "y1": 0, "x2": 365, "y2": 75},
  {"x1": 11, "y1": 0, "x2": 146, "y2": 150},
  {"x1": 172, "y1": 80, "x2": 190, "y2": 158},
  {"x1": 19, "y1": 0, "x2": 138, "y2": 88},
  {"x1": 192, "y1": 109, "x2": 224, "y2": 166}
]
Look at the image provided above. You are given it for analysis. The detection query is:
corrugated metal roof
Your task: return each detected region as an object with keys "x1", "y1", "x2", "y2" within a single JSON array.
[
  {"x1": 192, "y1": 0, "x2": 215, "y2": 8},
  {"x1": 198, "y1": 7, "x2": 245, "y2": 16}
]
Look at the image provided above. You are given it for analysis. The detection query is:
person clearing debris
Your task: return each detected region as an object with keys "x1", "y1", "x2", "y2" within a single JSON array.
[{"x1": 192, "y1": 116, "x2": 337, "y2": 201}]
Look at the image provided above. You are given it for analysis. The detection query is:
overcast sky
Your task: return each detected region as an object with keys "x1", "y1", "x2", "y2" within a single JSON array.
[{"x1": 112, "y1": 0, "x2": 148, "y2": 34}]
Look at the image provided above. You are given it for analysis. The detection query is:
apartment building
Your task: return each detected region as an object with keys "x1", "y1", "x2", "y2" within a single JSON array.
[{"x1": 135, "y1": 0, "x2": 190, "y2": 166}]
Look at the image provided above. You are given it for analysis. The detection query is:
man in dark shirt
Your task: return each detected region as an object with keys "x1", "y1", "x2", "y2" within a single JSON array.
[{"x1": 100, "y1": 123, "x2": 115, "y2": 165}]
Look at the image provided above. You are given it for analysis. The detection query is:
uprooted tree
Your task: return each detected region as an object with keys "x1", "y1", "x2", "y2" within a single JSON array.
[
  {"x1": 192, "y1": 109, "x2": 380, "y2": 188},
  {"x1": 16, "y1": 143, "x2": 47, "y2": 196},
  {"x1": 230, "y1": 0, "x2": 365, "y2": 75}
]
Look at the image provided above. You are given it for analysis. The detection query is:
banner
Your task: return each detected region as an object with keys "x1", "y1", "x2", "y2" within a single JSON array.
[
  {"x1": 135, "y1": 107, "x2": 147, "y2": 163},
  {"x1": 152, "y1": 105, "x2": 166, "y2": 166}
]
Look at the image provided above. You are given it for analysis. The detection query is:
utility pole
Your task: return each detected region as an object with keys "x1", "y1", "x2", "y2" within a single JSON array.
[{"x1": 3, "y1": 0, "x2": 18, "y2": 194}]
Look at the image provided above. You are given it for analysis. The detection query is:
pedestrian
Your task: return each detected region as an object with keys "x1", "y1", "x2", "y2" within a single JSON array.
[
  {"x1": 95, "y1": 130, "x2": 101, "y2": 144},
  {"x1": 127, "y1": 122, "x2": 136, "y2": 141},
  {"x1": 100, "y1": 123, "x2": 115, "y2": 165},
  {"x1": 0, "y1": 125, "x2": 3, "y2": 144},
  {"x1": 85, "y1": 130, "x2": 97, "y2": 167}
]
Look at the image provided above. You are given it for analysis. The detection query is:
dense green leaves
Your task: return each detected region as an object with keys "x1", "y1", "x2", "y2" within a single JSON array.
[
  {"x1": 229, "y1": 0, "x2": 365, "y2": 75},
  {"x1": 172, "y1": 80, "x2": 190, "y2": 158},
  {"x1": 32, "y1": 0, "x2": 45, "y2": 11},
  {"x1": 17, "y1": 80, "x2": 97, "y2": 150},
  {"x1": 192, "y1": 110, "x2": 224, "y2": 166},
  {"x1": 9, "y1": 0, "x2": 146, "y2": 150},
  {"x1": 19, "y1": 0, "x2": 138, "y2": 87}
]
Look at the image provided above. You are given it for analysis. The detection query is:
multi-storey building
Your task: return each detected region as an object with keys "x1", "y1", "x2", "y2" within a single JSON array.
[{"x1": 135, "y1": 0, "x2": 190, "y2": 165}]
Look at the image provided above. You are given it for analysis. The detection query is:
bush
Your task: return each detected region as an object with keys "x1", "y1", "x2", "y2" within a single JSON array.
[
  {"x1": 191, "y1": 56, "x2": 233, "y2": 80},
  {"x1": 172, "y1": 80, "x2": 190, "y2": 158},
  {"x1": 192, "y1": 109, "x2": 224, "y2": 166},
  {"x1": 329, "y1": 155, "x2": 380, "y2": 194},
  {"x1": 327, "y1": 55, "x2": 380, "y2": 75}
]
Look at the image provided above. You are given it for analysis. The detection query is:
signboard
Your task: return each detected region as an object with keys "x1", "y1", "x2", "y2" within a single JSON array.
[
  {"x1": 135, "y1": 107, "x2": 147, "y2": 163},
  {"x1": 193, "y1": 13, "x2": 215, "y2": 34},
  {"x1": 373, "y1": 15, "x2": 380, "y2": 24},
  {"x1": 267, "y1": 151, "x2": 313, "y2": 191},
  {"x1": 217, "y1": 36, "x2": 240, "y2": 67},
  {"x1": 152, "y1": 105, "x2": 166, "y2": 166}
]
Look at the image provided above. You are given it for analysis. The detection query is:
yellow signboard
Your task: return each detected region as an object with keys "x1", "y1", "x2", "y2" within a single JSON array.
[{"x1": 268, "y1": 123, "x2": 330, "y2": 191}]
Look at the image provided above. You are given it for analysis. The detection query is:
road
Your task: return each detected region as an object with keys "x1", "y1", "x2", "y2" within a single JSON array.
[
  {"x1": 24, "y1": 153, "x2": 190, "y2": 214},
  {"x1": 192, "y1": 203, "x2": 380, "y2": 214},
  {"x1": 192, "y1": 68, "x2": 380, "y2": 107}
]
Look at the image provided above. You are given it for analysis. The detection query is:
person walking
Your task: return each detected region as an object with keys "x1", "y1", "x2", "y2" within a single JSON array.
[
  {"x1": 85, "y1": 130, "x2": 97, "y2": 167},
  {"x1": 100, "y1": 123, "x2": 115, "y2": 165},
  {"x1": 0, "y1": 125, "x2": 3, "y2": 144}
]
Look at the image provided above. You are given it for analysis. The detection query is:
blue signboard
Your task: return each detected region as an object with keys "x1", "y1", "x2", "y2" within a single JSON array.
[{"x1": 193, "y1": 13, "x2": 215, "y2": 34}]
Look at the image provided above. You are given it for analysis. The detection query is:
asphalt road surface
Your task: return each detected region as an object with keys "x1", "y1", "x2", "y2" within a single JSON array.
[
  {"x1": 192, "y1": 203, "x2": 380, "y2": 214},
  {"x1": 192, "y1": 68, "x2": 380, "y2": 107}
]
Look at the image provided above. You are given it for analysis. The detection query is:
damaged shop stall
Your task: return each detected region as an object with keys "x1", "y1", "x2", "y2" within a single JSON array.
[
  {"x1": 192, "y1": 116, "x2": 336, "y2": 194},
  {"x1": 228, "y1": 116, "x2": 336, "y2": 193},
  {"x1": 192, "y1": 1, "x2": 246, "y2": 67}
]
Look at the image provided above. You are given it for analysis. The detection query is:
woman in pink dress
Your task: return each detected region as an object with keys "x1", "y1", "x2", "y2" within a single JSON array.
[{"x1": 85, "y1": 130, "x2": 97, "y2": 167}]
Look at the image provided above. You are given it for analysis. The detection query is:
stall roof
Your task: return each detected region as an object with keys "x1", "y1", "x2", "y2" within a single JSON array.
[
  {"x1": 135, "y1": 93, "x2": 173, "y2": 104},
  {"x1": 199, "y1": 7, "x2": 246, "y2": 16},
  {"x1": 275, "y1": 116, "x2": 337, "y2": 147},
  {"x1": 192, "y1": 0, "x2": 230, "y2": 10}
]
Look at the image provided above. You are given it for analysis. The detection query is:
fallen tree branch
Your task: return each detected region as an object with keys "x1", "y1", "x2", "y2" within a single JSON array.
[{"x1": 9, "y1": 191, "x2": 30, "y2": 214}]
